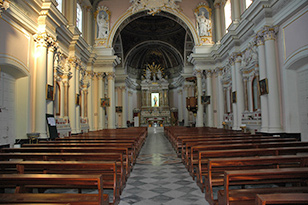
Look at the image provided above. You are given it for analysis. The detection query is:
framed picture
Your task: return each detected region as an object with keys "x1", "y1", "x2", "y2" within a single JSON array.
[
  {"x1": 46, "y1": 84, "x2": 54, "y2": 101},
  {"x1": 201, "y1": 95, "x2": 211, "y2": 104},
  {"x1": 76, "y1": 94, "x2": 80, "y2": 106},
  {"x1": 100, "y1": 98, "x2": 110, "y2": 107},
  {"x1": 232, "y1": 91, "x2": 237, "y2": 103},
  {"x1": 116, "y1": 106, "x2": 122, "y2": 113},
  {"x1": 259, "y1": 78, "x2": 269, "y2": 95},
  {"x1": 151, "y1": 93, "x2": 159, "y2": 107}
]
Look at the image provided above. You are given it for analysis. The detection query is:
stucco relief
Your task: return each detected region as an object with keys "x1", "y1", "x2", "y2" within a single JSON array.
[{"x1": 129, "y1": 0, "x2": 180, "y2": 15}]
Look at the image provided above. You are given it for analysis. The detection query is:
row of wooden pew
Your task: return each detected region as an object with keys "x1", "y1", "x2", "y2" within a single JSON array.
[
  {"x1": 0, "y1": 127, "x2": 147, "y2": 205},
  {"x1": 164, "y1": 126, "x2": 308, "y2": 205}
]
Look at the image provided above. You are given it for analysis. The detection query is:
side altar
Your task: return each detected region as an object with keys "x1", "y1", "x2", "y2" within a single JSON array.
[{"x1": 140, "y1": 63, "x2": 171, "y2": 127}]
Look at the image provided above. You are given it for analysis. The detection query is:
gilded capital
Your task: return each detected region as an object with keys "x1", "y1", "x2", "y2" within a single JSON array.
[
  {"x1": 107, "y1": 72, "x2": 115, "y2": 80},
  {"x1": 263, "y1": 26, "x2": 278, "y2": 41},
  {"x1": 195, "y1": 70, "x2": 203, "y2": 78}
]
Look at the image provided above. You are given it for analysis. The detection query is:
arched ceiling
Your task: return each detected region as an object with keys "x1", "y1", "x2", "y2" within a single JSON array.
[{"x1": 112, "y1": 11, "x2": 194, "y2": 80}]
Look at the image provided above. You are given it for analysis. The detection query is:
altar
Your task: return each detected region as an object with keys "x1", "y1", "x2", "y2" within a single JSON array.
[{"x1": 140, "y1": 63, "x2": 171, "y2": 127}]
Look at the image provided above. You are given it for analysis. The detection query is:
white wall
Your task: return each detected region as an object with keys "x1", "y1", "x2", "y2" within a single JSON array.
[{"x1": 0, "y1": 72, "x2": 16, "y2": 146}]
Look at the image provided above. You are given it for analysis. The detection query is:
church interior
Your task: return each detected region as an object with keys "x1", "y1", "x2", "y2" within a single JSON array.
[{"x1": 0, "y1": 0, "x2": 308, "y2": 204}]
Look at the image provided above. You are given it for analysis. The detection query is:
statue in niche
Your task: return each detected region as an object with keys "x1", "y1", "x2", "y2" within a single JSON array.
[
  {"x1": 195, "y1": 10, "x2": 211, "y2": 36},
  {"x1": 97, "y1": 10, "x2": 108, "y2": 39}
]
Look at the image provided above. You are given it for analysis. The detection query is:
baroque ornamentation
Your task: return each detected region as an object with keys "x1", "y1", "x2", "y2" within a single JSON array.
[
  {"x1": 33, "y1": 32, "x2": 55, "y2": 48},
  {"x1": 0, "y1": 0, "x2": 9, "y2": 17},
  {"x1": 128, "y1": 0, "x2": 180, "y2": 16}
]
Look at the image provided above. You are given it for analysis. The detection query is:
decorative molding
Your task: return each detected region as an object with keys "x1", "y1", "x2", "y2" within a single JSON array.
[
  {"x1": 128, "y1": 0, "x2": 180, "y2": 16},
  {"x1": 0, "y1": 0, "x2": 10, "y2": 17}
]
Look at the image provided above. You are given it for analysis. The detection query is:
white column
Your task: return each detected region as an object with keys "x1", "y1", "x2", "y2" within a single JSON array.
[
  {"x1": 122, "y1": 87, "x2": 127, "y2": 128},
  {"x1": 235, "y1": 55, "x2": 244, "y2": 128},
  {"x1": 178, "y1": 89, "x2": 183, "y2": 123},
  {"x1": 60, "y1": 80, "x2": 65, "y2": 118},
  {"x1": 256, "y1": 34, "x2": 269, "y2": 132},
  {"x1": 227, "y1": 87, "x2": 231, "y2": 114},
  {"x1": 34, "y1": 34, "x2": 48, "y2": 138},
  {"x1": 231, "y1": 0, "x2": 241, "y2": 23},
  {"x1": 81, "y1": 88, "x2": 85, "y2": 118},
  {"x1": 264, "y1": 27, "x2": 282, "y2": 133},
  {"x1": 69, "y1": 61, "x2": 77, "y2": 134},
  {"x1": 75, "y1": 68, "x2": 81, "y2": 133},
  {"x1": 128, "y1": 90, "x2": 133, "y2": 122},
  {"x1": 63, "y1": 79, "x2": 69, "y2": 118},
  {"x1": 47, "y1": 46, "x2": 55, "y2": 115},
  {"x1": 107, "y1": 72, "x2": 116, "y2": 129},
  {"x1": 215, "y1": 3, "x2": 222, "y2": 42},
  {"x1": 98, "y1": 74, "x2": 104, "y2": 130},
  {"x1": 206, "y1": 71, "x2": 214, "y2": 127},
  {"x1": 184, "y1": 85, "x2": 189, "y2": 126},
  {"x1": 231, "y1": 58, "x2": 238, "y2": 130},
  {"x1": 217, "y1": 68, "x2": 224, "y2": 128},
  {"x1": 196, "y1": 70, "x2": 204, "y2": 127},
  {"x1": 87, "y1": 72, "x2": 95, "y2": 131}
]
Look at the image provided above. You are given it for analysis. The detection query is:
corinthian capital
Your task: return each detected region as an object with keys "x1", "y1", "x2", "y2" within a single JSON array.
[
  {"x1": 263, "y1": 26, "x2": 278, "y2": 41},
  {"x1": 107, "y1": 72, "x2": 115, "y2": 80},
  {"x1": 194, "y1": 69, "x2": 203, "y2": 78}
]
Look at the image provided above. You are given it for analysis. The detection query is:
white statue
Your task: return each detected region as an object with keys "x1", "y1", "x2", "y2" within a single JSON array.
[
  {"x1": 195, "y1": 11, "x2": 211, "y2": 36},
  {"x1": 142, "y1": 69, "x2": 152, "y2": 83},
  {"x1": 97, "y1": 11, "x2": 108, "y2": 39},
  {"x1": 157, "y1": 70, "x2": 167, "y2": 82}
]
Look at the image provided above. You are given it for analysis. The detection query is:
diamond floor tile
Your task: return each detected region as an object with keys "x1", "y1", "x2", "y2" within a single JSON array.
[{"x1": 119, "y1": 131, "x2": 210, "y2": 205}]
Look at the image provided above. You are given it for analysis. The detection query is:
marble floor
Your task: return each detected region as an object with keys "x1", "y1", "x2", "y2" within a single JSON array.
[{"x1": 119, "y1": 129, "x2": 210, "y2": 205}]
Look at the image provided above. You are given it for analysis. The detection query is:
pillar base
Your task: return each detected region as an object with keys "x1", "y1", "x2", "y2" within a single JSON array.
[{"x1": 268, "y1": 127, "x2": 283, "y2": 133}]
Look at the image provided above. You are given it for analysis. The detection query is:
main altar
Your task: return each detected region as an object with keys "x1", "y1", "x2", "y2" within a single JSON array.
[{"x1": 140, "y1": 63, "x2": 171, "y2": 127}]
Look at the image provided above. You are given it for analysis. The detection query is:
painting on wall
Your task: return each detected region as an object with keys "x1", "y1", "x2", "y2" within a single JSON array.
[
  {"x1": 100, "y1": 98, "x2": 110, "y2": 107},
  {"x1": 46, "y1": 84, "x2": 54, "y2": 101},
  {"x1": 151, "y1": 93, "x2": 159, "y2": 107},
  {"x1": 259, "y1": 78, "x2": 269, "y2": 95},
  {"x1": 76, "y1": 94, "x2": 80, "y2": 106},
  {"x1": 116, "y1": 106, "x2": 122, "y2": 113},
  {"x1": 232, "y1": 91, "x2": 237, "y2": 103},
  {"x1": 201, "y1": 95, "x2": 211, "y2": 104}
]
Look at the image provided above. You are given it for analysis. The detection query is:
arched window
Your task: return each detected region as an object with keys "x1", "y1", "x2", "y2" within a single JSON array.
[
  {"x1": 56, "y1": 0, "x2": 62, "y2": 12},
  {"x1": 252, "y1": 77, "x2": 259, "y2": 111},
  {"x1": 76, "y1": 3, "x2": 82, "y2": 32},
  {"x1": 245, "y1": 0, "x2": 253, "y2": 9},
  {"x1": 224, "y1": 0, "x2": 232, "y2": 31}
]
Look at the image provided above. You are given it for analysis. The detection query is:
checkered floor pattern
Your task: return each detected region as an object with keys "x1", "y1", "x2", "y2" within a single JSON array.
[{"x1": 119, "y1": 131, "x2": 209, "y2": 205}]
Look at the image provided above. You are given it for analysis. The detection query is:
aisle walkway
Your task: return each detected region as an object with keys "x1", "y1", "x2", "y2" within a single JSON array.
[{"x1": 119, "y1": 130, "x2": 209, "y2": 205}]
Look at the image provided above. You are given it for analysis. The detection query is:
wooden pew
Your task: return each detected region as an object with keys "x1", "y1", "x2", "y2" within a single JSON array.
[
  {"x1": 0, "y1": 152, "x2": 126, "y2": 189},
  {"x1": 22, "y1": 143, "x2": 136, "y2": 165},
  {"x1": 204, "y1": 155, "x2": 308, "y2": 204},
  {"x1": 181, "y1": 137, "x2": 296, "y2": 161},
  {"x1": 1, "y1": 147, "x2": 131, "y2": 176},
  {"x1": 0, "y1": 174, "x2": 109, "y2": 205},
  {"x1": 218, "y1": 167, "x2": 308, "y2": 205},
  {"x1": 0, "y1": 161, "x2": 119, "y2": 205},
  {"x1": 255, "y1": 193, "x2": 308, "y2": 204},
  {"x1": 183, "y1": 137, "x2": 297, "y2": 167},
  {"x1": 197, "y1": 146, "x2": 308, "y2": 192},
  {"x1": 188, "y1": 141, "x2": 308, "y2": 178}
]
